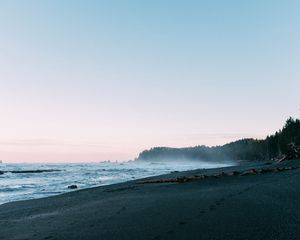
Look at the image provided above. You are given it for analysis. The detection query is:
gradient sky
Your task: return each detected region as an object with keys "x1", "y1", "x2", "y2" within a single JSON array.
[{"x1": 0, "y1": 0, "x2": 299, "y2": 163}]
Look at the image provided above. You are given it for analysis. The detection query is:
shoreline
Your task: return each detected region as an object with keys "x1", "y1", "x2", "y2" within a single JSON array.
[
  {"x1": 0, "y1": 161, "x2": 234, "y2": 205},
  {"x1": 1, "y1": 159, "x2": 300, "y2": 239}
]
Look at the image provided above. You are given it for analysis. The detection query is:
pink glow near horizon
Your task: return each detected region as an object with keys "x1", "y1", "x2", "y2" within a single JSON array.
[{"x1": 0, "y1": 133, "x2": 269, "y2": 163}]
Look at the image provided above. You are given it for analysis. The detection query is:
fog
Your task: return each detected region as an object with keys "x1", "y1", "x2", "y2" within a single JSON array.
[{"x1": 132, "y1": 157, "x2": 235, "y2": 171}]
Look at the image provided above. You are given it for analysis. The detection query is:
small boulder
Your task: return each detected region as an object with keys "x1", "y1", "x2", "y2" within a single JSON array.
[{"x1": 68, "y1": 185, "x2": 78, "y2": 189}]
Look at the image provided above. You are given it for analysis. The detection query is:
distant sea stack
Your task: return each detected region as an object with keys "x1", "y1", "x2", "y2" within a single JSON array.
[{"x1": 136, "y1": 118, "x2": 300, "y2": 163}]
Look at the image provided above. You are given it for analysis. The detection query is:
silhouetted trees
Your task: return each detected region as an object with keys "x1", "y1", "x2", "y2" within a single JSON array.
[
  {"x1": 266, "y1": 117, "x2": 300, "y2": 159},
  {"x1": 137, "y1": 118, "x2": 300, "y2": 162}
]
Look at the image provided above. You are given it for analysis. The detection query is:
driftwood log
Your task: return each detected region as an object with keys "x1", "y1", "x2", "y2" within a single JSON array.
[
  {"x1": 137, "y1": 165, "x2": 300, "y2": 185},
  {"x1": 277, "y1": 143, "x2": 300, "y2": 162}
]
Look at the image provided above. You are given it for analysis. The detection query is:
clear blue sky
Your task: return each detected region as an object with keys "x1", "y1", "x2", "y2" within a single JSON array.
[{"x1": 0, "y1": 0, "x2": 299, "y2": 162}]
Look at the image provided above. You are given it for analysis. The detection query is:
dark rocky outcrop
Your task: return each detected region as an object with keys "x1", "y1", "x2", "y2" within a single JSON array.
[
  {"x1": 0, "y1": 169, "x2": 60, "y2": 174},
  {"x1": 10, "y1": 170, "x2": 60, "y2": 173}
]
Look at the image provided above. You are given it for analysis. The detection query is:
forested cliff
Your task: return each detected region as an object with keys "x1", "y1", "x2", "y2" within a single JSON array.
[{"x1": 136, "y1": 118, "x2": 300, "y2": 162}]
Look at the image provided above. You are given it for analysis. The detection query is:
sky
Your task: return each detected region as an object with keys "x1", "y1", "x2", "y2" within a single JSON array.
[{"x1": 0, "y1": 0, "x2": 299, "y2": 163}]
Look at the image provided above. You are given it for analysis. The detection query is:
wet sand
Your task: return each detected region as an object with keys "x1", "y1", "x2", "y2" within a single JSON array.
[{"x1": 1, "y1": 160, "x2": 300, "y2": 240}]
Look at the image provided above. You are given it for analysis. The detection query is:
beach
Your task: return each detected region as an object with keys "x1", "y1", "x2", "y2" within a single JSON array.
[{"x1": 1, "y1": 160, "x2": 300, "y2": 240}]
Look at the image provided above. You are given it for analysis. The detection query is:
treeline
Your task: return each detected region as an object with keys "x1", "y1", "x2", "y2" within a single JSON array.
[{"x1": 136, "y1": 117, "x2": 300, "y2": 162}]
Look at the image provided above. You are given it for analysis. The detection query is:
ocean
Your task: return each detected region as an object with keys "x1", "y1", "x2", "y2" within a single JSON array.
[{"x1": 0, "y1": 161, "x2": 232, "y2": 205}]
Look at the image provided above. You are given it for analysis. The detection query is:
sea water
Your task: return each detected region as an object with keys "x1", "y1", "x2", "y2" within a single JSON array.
[{"x1": 0, "y1": 161, "x2": 232, "y2": 205}]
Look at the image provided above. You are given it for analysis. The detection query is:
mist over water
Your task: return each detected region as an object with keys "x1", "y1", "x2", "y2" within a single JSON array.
[{"x1": 0, "y1": 160, "x2": 233, "y2": 205}]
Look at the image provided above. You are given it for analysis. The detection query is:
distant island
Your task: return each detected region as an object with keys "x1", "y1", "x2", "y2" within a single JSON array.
[{"x1": 136, "y1": 117, "x2": 300, "y2": 162}]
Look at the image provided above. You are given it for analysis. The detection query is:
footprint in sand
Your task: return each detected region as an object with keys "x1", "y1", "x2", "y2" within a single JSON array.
[
  {"x1": 44, "y1": 236, "x2": 53, "y2": 240},
  {"x1": 116, "y1": 207, "x2": 126, "y2": 215},
  {"x1": 152, "y1": 235, "x2": 161, "y2": 240},
  {"x1": 209, "y1": 206, "x2": 216, "y2": 211},
  {"x1": 197, "y1": 210, "x2": 206, "y2": 217},
  {"x1": 166, "y1": 230, "x2": 174, "y2": 234}
]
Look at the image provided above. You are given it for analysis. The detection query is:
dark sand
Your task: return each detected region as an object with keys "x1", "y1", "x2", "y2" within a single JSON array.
[{"x1": 1, "y1": 160, "x2": 300, "y2": 240}]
